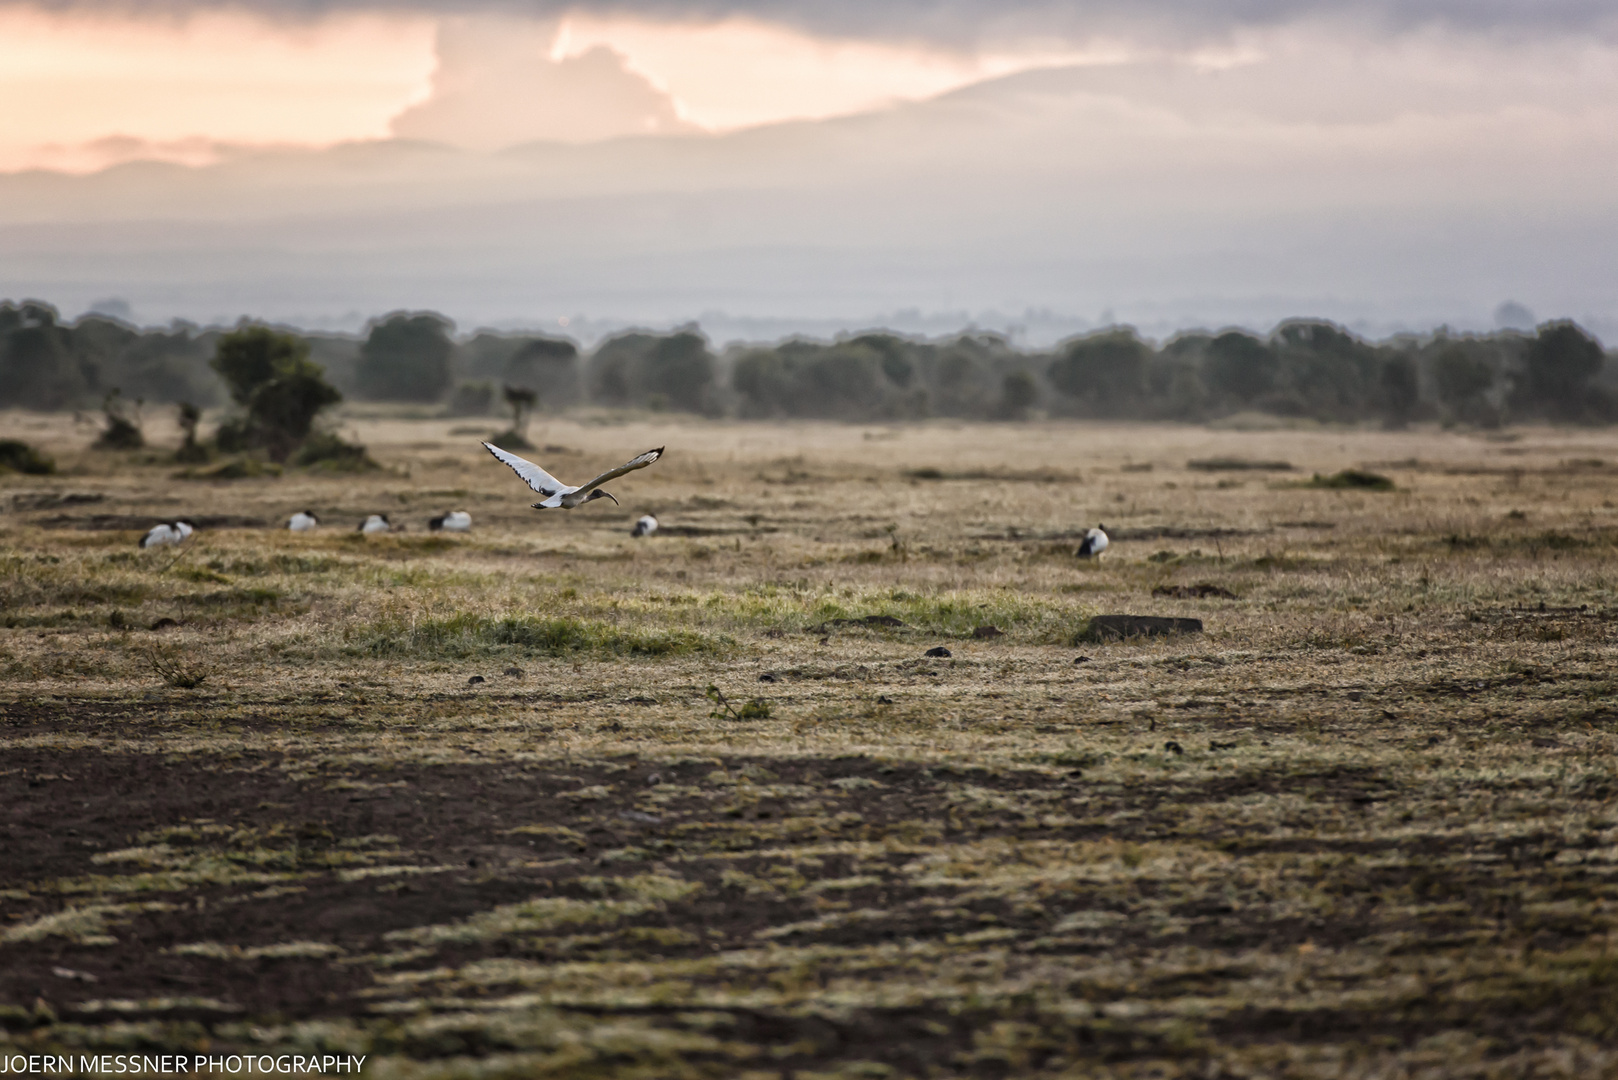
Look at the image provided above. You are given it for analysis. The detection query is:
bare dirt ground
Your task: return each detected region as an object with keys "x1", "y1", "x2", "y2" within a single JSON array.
[{"x1": 3, "y1": 410, "x2": 1618, "y2": 1078}]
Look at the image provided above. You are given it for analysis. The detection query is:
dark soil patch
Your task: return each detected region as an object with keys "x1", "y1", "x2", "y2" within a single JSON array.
[
  {"x1": 1078, "y1": 614, "x2": 1205, "y2": 641},
  {"x1": 34, "y1": 514, "x2": 270, "y2": 531},
  {"x1": 3, "y1": 726, "x2": 1613, "y2": 1069},
  {"x1": 1153, "y1": 584, "x2": 1238, "y2": 599}
]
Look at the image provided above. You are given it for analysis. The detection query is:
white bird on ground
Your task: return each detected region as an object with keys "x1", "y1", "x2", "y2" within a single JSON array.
[
  {"x1": 287, "y1": 511, "x2": 319, "y2": 532},
  {"x1": 140, "y1": 521, "x2": 194, "y2": 548},
  {"x1": 1077, "y1": 524, "x2": 1109, "y2": 559},
  {"x1": 483, "y1": 442, "x2": 664, "y2": 510},
  {"x1": 429, "y1": 511, "x2": 472, "y2": 532},
  {"x1": 631, "y1": 514, "x2": 658, "y2": 537},
  {"x1": 358, "y1": 514, "x2": 391, "y2": 534}
]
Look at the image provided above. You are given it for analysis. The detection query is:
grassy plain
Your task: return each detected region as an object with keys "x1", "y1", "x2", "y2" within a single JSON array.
[{"x1": 3, "y1": 409, "x2": 1618, "y2": 1079}]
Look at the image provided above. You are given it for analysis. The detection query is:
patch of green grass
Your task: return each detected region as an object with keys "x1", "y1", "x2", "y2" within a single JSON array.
[
  {"x1": 349, "y1": 612, "x2": 730, "y2": 659},
  {"x1": 0, "y1": 438, "x2": 56, "y2": 475},
  {"x1": 208, "y1": 553, "x2": 344, "y2": 576},
  {"x1": 677, "y1": 584, "x2": 1087, "y2": 641},
  {"x1": 177, "y1": 457, "x2": 283, "y2": 480}
]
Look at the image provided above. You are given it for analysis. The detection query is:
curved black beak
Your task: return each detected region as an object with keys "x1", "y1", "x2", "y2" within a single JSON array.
[{"x1": 602, "y1": 491, "x2": 620, "y2": 505}]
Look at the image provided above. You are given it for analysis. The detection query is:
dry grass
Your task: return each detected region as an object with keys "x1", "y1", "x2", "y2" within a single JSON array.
[{"x1": 3, "y1": 410, "x2": 1618, "y2": 1077}]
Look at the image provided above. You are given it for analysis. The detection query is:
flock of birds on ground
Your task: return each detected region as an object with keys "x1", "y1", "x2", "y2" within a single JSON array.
[
  {"x1": 285, "y1": 511, "x2": 474, "y2": 535},
  {"x1": 138, "y1": 441, "x2": 1106, "y2": 557}
]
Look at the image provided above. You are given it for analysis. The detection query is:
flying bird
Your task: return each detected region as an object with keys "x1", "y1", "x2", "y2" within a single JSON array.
[
  {"x1": 287, "y1": 511, "x2": 318, "y2": 532},
  {"x1": 140, "y1": 521, "x2": 193, "y2": 548},
  {"x1": 429, "y1": 511, "x2": 472, "y2": 532},
  {"x1": 1077, "y1": 524, "x2": 1109, "y2": 559},
  {"x1": 631, "y1": 514, "x2": 658, "y2": 537},
  {"x1": 358, "y1": 514, "x2": 391, "y2": 534},
  {"x1": 483, "y1": 442, "x2": 664, "y2": 510}
]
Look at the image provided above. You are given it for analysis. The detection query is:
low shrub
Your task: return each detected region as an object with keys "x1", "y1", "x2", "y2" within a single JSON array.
[
  {"x1": 1306, "y1": 469, "x2": 1395, "y2": 491},
  {"x1": 291, "y1": 432, "x2": 378, "y2": 472},
  {"x1": 0, "y1": 439, "x2": 55, "y2": 475}
]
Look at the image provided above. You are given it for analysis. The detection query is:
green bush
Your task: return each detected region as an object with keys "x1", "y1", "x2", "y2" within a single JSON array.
[
  {"x1": 1307, "y1": 469, "x2": 1395, "y2": 491},
  {"x1": 290, "y1": 431, "x2": 377, "y2": 472},
  {"x1": 91, "y1": 390, "x2": 144, "y2": 450},
  {"x1": 0, "y1": 439, "x2": 55, "y2": 475}
]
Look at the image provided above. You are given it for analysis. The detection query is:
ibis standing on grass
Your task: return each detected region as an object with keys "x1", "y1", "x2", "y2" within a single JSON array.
[
  {"x1": 631, "y1": 515, "x2": 658, "y2": 537},
  {"x1": 1077, "y1": 524, "x2": 1109, "y2": 559},
  {"x1": 484, "y1": 443, "x2": 664, "y2": 510},
  {"x1": 287, "y1": 511, "x2": 318, "y2": 532},
  {"x1": 140, "y1": 521, "x2": 194, "y2": 548},
  {"x1": 358, "y1": 514, "x2": 391, "y2": 534},
  {"x1": 430, "y1": 511, "x2": 472, "y2": 532}
]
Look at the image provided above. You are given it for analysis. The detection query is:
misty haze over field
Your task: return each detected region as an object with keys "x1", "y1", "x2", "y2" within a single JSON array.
[{"x1": 2, "y1": 0, "x2": 1615, "y2": 343}]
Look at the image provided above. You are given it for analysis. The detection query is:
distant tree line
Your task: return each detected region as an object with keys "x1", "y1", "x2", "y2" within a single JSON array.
[{"x1": 2, "y1": 299, "x2": 1614, "y2": 427}]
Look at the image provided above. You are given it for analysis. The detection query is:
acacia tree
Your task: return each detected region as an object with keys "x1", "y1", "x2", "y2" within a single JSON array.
[
  {"x1": 488, "y1": 384, "x2": 539, "y2": 450},
  {"x1": 92, "y1": 388, "x2": 145, "y2": 449},
  {"x1": 355, "y1": 313, "x2": 455, "y2": 402},
  {"x1": 174, "y1": 401, "x2": 209, "y2": 463},
  {"x1": 211, "y1": 326, "x2": 343, "y2": 461},
  {"x1": 1379, "y1": 354, "x2": 1419, "y2": 428},
  {"x1": 1046, "y1": 329, "x2": 1149, "y2": 412},
  {"x1": 1201, "y1": 331, "x2": 1277, "y2": 405},
  {"x1": 1432, "y1": 341, "x2": 1499, "y2": 425},
  {"x1": 0, "y1": 301, "x2": 88, "y2": 410},
  {"x1": 1518, "y1": 321, "x2": 1607, "y2": 419}
]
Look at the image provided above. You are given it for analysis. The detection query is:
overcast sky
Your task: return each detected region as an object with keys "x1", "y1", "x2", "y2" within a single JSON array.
[{"x1": 1, "y1": 0, "x2": 1614, "y2": 343}]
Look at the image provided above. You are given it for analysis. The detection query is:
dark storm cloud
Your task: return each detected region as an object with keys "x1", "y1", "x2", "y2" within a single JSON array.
[{"x1": 25, "y1": 0, "x2": 1618, "y2": 42}]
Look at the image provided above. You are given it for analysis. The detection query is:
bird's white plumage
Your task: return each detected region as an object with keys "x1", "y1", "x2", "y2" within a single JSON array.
[
  {"x1": 359, "y1": 514, "x2": 391, "y2": 534},
  {"x1": 483, "y1": 442, "x2": 665, "y2": 510},
  {"x1": 288, "y1": 511, "x2": 318, "y2": 532},
  {"x1": 140, "y1": 521, "x2": 193, "y2": 548},
  {"x1": 482, "y1": 443, "x2": 565, "y2": 498},
  {"x1": 430, "y1": 511, "x2": 472, "y2": 532},
  {"x1": 1077, "y1": 524, "x2": 1109, "y2": 559},
  {"x1": 631, "y1": 514, "x2": 658, "y2": 537}
]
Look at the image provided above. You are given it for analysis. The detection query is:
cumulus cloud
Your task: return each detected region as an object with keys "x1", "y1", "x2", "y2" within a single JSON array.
[{"x1": 390, "y1": 15, "x2": 693, "y2": 147}]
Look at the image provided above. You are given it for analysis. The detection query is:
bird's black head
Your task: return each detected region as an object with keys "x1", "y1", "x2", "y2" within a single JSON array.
[{"x1": 586, "y1": 490, "x2": 620, "y2": 506}]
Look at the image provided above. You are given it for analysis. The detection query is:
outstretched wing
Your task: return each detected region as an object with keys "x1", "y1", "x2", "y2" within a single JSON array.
[
  {"x1": 574, "y1": 447, "x2": 665, "y2": 496},
  {"x1": 483, "y1": 442, "x2": 567, "y2": 497}
]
